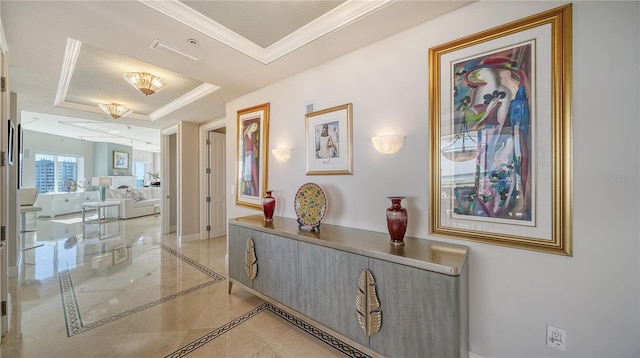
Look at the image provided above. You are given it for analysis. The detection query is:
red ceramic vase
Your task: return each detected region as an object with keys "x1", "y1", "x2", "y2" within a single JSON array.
[
  {"x1": 262, "y1": 190, "x2": 276, "y2": 221},
  {"x1": 386, "y1": 196, "x2": 407, "y2": 248}
]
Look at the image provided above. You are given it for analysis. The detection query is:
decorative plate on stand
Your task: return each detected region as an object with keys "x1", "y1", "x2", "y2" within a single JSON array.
[{"x1": 294, "y1": 183, "x2": 327, "y2": 232}]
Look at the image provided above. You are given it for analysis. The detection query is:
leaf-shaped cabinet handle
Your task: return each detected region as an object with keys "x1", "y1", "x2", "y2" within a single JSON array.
[
  {"x1": 245, "y1": 238, "x2": 257, "y2": 282},
  {"x1": 355, "y1": 269, "x2": 382, "y2": 337}
]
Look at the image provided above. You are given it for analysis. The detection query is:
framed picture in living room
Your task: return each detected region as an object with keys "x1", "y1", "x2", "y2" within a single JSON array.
[{"x1": 113, "y1": 151, "x2": 129, "y2": 169}]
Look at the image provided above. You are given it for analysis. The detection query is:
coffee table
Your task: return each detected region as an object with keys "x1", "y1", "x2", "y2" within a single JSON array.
[{"x1": 82, "y1": 201, "x2": 120, "y2": 224}]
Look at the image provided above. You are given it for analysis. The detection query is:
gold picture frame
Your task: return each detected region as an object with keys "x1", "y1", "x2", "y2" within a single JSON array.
[
  {"x1": 113, "y1": 150, "x2": 129, "y2": 169},
  {"x1": 305, "y1": 103, "x2": 353, "y2": 175},
  {"x1": 429, "y1": 5, "x2": 572, "y2": 255},
  {"x1": 236, "y1": 103, "x2": 270, "y2": 209}
]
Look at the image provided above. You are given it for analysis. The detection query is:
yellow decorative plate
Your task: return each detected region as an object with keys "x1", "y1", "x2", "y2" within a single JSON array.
[{"x1": 294, "y1": 183, "x2": 327, "y2": 227}]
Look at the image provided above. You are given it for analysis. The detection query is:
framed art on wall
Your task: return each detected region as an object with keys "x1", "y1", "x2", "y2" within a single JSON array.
[
  {"x1": 236, "y1": 103, "x2": 270, "y2": 209},
  {"x1": 7, "y1": 119, "x2": 14, "y2": 166},
  {"x1": 305, "y1": 103, "x2": 353, "y2": 175},
  {"x1": 113, "y1": 151, "x2": 129, "y2": 169},
  {"x1": 17, "y1": 123, "x2": 23, "y2": 188},
  {"x1": 428, "y1": 5, "x2": 572, "y2": 255}
]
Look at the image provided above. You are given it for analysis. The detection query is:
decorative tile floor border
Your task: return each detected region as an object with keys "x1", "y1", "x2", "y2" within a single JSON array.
[
  {"x1": 266, "y1": 303, "x2": 371, "y2": 358},
  {"x1": 161, "y1": 244, "x2": 226, "y2": 281},
  {"x1": 59, "y1": 244, "x2": 225, "y2": 337},
  {"x1": 164, "y1": 303, "x2": 270, "y2": 358},
  {"x1": 59, "y1": 243, "x2": 367, "y2": 357},
  {"x1": 165, "y1": 302, "x2": 371, "y2": 358}
]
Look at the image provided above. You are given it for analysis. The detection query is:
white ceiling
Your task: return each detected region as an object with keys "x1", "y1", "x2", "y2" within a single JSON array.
[{"x1": 1, "y1": 0, "x2": 472, "y2": 153}]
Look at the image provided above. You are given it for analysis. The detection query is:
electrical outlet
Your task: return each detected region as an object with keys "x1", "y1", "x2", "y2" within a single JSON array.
[{"x1": 546, "y1": 325, "x2": 567, "y2": 351}]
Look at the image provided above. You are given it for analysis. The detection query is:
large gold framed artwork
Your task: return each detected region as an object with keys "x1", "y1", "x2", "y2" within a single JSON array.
[
  {"x1": 429, "y1": 5, "x2": 572, "y2": 255},
  {"x1": 236, "y1": 103, "x2": 270, "y2": 209}
]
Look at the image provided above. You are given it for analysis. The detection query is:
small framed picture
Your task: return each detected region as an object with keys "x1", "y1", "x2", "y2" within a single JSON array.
[
  {"x1": 113, "y1": 151, "x2": 129, "y2": 169},
  {"x1": 305, "y1": 103, "x2": 353, "y2": 175}
]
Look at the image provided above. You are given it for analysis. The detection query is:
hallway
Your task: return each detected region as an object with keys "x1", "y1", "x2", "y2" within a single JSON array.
[{"x1": 1, "y1": 214, "x2": 364, "y2": 357}]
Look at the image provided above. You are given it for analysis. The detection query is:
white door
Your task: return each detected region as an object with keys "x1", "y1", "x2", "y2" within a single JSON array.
[
  {"x1": 0, "y1": 49, "x2": 8, "y2": 339},
  {"x1": 206, "y1": 131, "x2": 226, "y2": 238}
]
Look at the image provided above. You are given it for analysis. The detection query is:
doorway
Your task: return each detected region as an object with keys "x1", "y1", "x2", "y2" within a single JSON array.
[
  {"x1": 161, "y1": 127, "x2": 177, "y2": 235},
  {"x1": 204, "y1": 129, "x2": 226, "y2": 238}
]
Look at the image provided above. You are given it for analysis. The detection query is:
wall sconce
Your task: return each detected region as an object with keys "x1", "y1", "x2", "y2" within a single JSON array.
[
  {"x1": 272, "y1": 148, "x2": 291, "y2": 162},
  {"x1": 372, "y1": 135, "x2": 405, "y2": 154}
]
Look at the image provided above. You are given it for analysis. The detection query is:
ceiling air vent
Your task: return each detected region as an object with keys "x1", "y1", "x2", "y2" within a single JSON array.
[{"x1": 149, "y1": 39, "x2": 201, "y2": 62}]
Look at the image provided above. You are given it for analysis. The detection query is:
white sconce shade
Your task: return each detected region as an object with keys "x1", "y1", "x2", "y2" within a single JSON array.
[
  {"x1": 372, "y1": 135, "x2": 405, "y2": 154},
  {"x1": 272, "y1": 148, "x2": 291, "y2": 162}
]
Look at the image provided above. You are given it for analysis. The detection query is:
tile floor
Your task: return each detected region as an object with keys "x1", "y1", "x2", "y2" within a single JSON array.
[{"x1": 0, "y1": 212, "x2": 368, "y2": 357}]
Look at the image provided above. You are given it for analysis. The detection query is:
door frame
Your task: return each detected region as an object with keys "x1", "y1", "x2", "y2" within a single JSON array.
[
  {"x1": 199, "y1": 118, "x2": 226, "y2": 240},
  {"x1": 161, "y1": 125, "x2": 177, "y2": 235},
  {"x1": 0, "y1": 29, "x2": 9, "y2": 339}
]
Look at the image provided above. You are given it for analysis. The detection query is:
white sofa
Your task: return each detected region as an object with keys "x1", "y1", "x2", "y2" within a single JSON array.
[{"x1": 105, "y1": 187, "x2": 161, "y2": 219}]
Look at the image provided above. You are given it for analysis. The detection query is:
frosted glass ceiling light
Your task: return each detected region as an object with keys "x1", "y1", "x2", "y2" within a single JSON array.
[
  {"x1": 372, "y1": 135, "x2": 405, "y2": 154},
  {"x1": 123, "y1": 72, "x2": 167, "y2": 96},
  {"x1": 98, "y1": 103, "x2": 133, "y2": 119}
]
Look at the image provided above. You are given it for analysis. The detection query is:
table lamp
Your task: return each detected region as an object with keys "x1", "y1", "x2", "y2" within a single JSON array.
[{"x1": 92, "y1": 177, "x2": 113, "y2": 201}]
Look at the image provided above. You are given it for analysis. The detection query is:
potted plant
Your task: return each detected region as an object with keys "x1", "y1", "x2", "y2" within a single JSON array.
[
  {"x1": 64, "y1": 178, "x2": 86, "y2": 192},
  {"x1": 146, "y1": 172, "x2": 160, "y2": 187}
]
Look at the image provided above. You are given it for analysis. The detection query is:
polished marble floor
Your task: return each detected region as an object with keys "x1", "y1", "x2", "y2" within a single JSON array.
[{"x1": 0, "y1": 213, "x2": 368, "y2": 357}]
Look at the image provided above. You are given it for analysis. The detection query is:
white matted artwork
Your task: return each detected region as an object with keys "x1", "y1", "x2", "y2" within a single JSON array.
[{"x1": 305, "y1": 103, "x2": 353, "y2": 175}]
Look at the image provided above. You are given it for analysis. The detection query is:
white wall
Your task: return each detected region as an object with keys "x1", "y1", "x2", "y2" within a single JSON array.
[{"x1": 225, "y1": 1, "x2": 639, "y2": 356}]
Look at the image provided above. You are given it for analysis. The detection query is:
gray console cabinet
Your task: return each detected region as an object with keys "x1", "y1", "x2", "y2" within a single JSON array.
[{"x1": 228, "y1": 216, "x2": 469, "y2": 358}]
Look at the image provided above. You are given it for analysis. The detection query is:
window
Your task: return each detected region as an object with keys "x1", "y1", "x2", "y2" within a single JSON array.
[
  {"x1": 133, "y1": 161, "x2": 152, "y2": 188},
  {"x1": 34, "y1": 153, "x2": 84, "y2": 193}
]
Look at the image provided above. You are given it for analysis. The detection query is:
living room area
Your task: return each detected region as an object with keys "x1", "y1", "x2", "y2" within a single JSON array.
[{"x1": 19, "y1": 127, "x2": 162, "y2": 239}]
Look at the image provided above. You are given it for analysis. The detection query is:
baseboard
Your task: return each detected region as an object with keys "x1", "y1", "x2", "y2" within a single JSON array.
[{"x1": 179, "y1": 233, "x2": 200, "y2": 242}]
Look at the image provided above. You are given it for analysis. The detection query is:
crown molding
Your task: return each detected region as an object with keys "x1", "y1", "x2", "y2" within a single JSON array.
[
  {"x1": 54, "y1": 37, "x2": 217, "y2": 121},
  {"x1": 139, "y1": 0, "x2": 392, "y2": 64},
  {"x1": 149, "y1": 83, "x2": 219, "y2": 121},
  {"x1": 55, "y1": 38, "x2": 82, "y2": 106},
  {"x1": 264, "y1": 0, "x2": 392, "y2": 63},
  {"x1": 0, "y1": 16, "x2": 8, "y2": 55}
]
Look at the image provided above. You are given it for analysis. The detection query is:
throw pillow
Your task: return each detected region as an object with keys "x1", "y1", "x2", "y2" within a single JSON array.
[
  {"x1": 133, "y1": 189, "x2": 146, "y2": 201},
  {"x1": 125, "y1": 188, "x2": 140, "y2": 201}
]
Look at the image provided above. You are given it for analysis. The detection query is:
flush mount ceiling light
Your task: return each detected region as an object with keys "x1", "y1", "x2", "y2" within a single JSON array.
[
  {"x1": 98, "y1": 103, "x2": 133, "y2": 119},
  {"x1": 122, "y1": 72, "x2": 167, "y2": 96}
]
